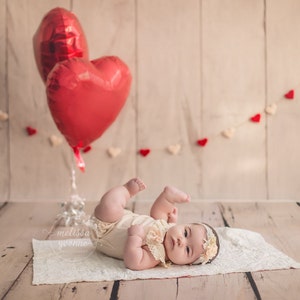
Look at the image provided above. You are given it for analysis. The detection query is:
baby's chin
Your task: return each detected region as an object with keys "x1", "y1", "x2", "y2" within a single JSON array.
[{"x1": 163, "y1": 239, "x2": 172, "y2": 263}]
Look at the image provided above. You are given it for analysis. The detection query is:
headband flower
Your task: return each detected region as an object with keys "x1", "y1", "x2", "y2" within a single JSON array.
[{"x1": 193, "y1": 224, "x2": 219, "y2": 265}]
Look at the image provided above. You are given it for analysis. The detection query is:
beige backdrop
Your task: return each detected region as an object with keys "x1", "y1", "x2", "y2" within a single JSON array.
[{"x1": 1, "y1": 0, "x2": 300, "y2": 202}]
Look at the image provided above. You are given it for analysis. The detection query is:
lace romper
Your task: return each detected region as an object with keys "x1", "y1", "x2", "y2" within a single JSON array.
[{"x1": 89, "y1": 210, "x2": 173, "y2": 267}]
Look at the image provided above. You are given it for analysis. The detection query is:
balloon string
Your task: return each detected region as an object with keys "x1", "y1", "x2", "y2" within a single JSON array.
[
  {"x1": 72, "y1": 147, "x2": 85, "y2": 172},
  {"x1": 71, "y1": 165, "x2": 77, "y2": 194}
]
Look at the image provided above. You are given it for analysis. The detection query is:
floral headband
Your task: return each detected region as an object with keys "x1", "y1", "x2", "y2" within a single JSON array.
[{"x1": 193, "y1": 223, "x2": 219, "y2": 265}]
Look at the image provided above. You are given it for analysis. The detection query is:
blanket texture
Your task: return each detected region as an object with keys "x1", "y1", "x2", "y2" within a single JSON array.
[{"x1": 32, "y1": 227, "x2": 300, "y2": 285}]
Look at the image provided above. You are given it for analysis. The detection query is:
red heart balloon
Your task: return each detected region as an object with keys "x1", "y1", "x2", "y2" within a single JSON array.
[
  {"x1": 33, "y1": 7, "x2": 89, "y2": 82},
  {"x1": 46, "y1": 56, "x2": 132, "y2": 149}
]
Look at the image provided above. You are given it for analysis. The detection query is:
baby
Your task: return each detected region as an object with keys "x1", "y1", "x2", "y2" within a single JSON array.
[{"x1": 89, "y1": 178, "x2": 219, "y2": 270}]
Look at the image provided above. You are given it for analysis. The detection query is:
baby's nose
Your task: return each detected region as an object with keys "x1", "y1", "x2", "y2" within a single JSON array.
[{"x1": 177, "y1": 237, "x2": 185, "y2": 247}]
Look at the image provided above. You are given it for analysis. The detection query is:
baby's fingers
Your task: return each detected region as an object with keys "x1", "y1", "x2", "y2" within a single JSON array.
[{"x1": 168, "y1": 207, "x2": 178, "y2": 223}]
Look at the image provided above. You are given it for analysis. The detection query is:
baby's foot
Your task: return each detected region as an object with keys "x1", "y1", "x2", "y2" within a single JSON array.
[
  {"x1": 124, "y1": 178, "x2": 146, "y2": 197},
  {"x1": 163, "y1": 186, "x2": 190, "y2": 204}
]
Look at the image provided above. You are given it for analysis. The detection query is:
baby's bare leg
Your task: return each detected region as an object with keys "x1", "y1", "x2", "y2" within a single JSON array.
[{"x1": 94, "y1": 178, "x2": 146, "y2": 223}]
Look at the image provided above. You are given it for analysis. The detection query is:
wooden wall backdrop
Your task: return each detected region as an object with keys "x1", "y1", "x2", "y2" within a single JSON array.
[{"x1": 0, "y1": 0, "x2": 300, "y2": 202}]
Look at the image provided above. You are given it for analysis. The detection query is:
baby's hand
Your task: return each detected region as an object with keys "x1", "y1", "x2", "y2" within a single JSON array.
[
  {"x1": 128, "y1": 224, "x2": 145, "y2": 239},
  {"x1": 167, "y1": 207, "x2": 178, "y2": 223}
]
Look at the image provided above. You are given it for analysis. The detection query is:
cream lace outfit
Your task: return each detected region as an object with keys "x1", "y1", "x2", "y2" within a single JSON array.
[{"x1": 89, "y1": 210, "x2": 173, "y2": 267}]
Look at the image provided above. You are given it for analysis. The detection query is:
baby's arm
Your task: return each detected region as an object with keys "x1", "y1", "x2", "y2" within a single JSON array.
[
  {"x1": 124, "y1": 225, "x2": 159, "y2": 270},
  {"x1": 150, "y1": 186, "x2": 190, "y2": 223}
]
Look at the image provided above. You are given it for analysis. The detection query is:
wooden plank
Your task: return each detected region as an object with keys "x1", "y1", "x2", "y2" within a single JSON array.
[
  {"x1": 0, "y1": 203, "x2": 60, "y2": 298},
  {"x1": 57, "y1": 282, "x2": 113, "y2": 300},
  {"x1": 201, "y1": 0, "x2": 267, "y2": 200},
  {"x1": 118, "y1": 279, "x2": 178, "y2": 300},
  {"x1": 0, "y1": 0, "x2": 9, "y2": 202},
  {"x1": 266, "y1": 0, "x2": 300, "y2": 200},
  {"x1": 136, "y1": 0, "x2": 202, "y2": 200},
  {"x1": 3, "y1": 262, "x2": 65, "y2": 300},
  {"x1": 5, "y1": 261, "x2": 114, "y2": 300},
  {"x1": 221, "y1": 202, "x2": 300, "y2": 300},
  {"x1": 177, "y1": 274, "x2": 257, "y2": 300},
  {"x1": 7, "y1": 0, "x2": 73, "y2": 201},
  {"x1": 220, "y1": 202, "x2": 300, "y2": 260},
  {"x1": 72, "y1": 0, "x2": 137, "y2": 199}
]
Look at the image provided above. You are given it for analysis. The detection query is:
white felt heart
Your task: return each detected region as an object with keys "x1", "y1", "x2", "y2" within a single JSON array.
[
  {"x1": 222, "y1": 128, "x2": 236, "y2": 139},
  {"x1": 49, "y1": 134, "x2": 63, "y2": 146},
  {"x1": 265, "y1": 103, "x2": 277, "y2": 115},
  {"x1": 107, "y1": 147, "x2": 121, "y2": 158},
  {"x1": 167, "y1": 144, "x2": 181, "y2": 155},
  {"x1": 0, "y1": 110, "x2": 8, "y2": 121}
]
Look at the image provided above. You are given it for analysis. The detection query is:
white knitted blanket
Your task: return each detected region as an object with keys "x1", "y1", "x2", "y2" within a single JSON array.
[{"x1": 32, "y1": 227, "x2": 300, "y2": 285}]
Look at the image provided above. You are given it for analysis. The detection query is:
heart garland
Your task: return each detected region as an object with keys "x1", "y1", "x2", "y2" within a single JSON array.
[
  {"x1": 195, "y1": 89, "x2": 295, "y2": 148},
  {"x1": 21, "y1": 78, "x2": 296, "y2": 156}
]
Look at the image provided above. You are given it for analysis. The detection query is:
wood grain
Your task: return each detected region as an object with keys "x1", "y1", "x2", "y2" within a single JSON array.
[
  {"x1": 221, "y1": 202, "x2": 300, "y2": 300},
  {"x1": 0, "y1": 203, "x2": 59, "y2": 298}
]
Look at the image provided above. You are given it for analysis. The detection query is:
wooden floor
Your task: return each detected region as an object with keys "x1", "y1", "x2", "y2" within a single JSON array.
[{"x1": 0, "y1": 201, "x2": 299, "y2": 300}]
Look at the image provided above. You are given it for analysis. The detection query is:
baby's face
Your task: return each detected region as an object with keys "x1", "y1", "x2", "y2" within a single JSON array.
[{"x1": 164, "y1": 223, "x2": 206, "y2": 265}]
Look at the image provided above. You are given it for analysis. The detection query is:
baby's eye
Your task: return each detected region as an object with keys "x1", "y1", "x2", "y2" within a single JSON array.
[
  {"x1": 184, "y1": 229, "x2": 188, "y2": 237},
  {"x1": 186, "y1": 246, "x2": 190, "y2": 255}
]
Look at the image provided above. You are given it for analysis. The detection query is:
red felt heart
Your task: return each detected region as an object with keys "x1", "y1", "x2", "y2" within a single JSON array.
[
  {"x1": 197, "y1": 138, "x2": 208, "y2": 147},
  {"x1": 26, "y1": 126, "x2": 37, "y2": 136},
  {"x1": 284, "y1": 90, "x2": 294, "y2": 100},
  {"x1": 33, "y1": 7, "x2": 89, "y2": 82},
  {"x1": 139, "y1": 149, "x2": 151, "y2": 157},
  {"x1": 46, "y1": 56, "x2": 132, "y2": 148},
  {"x1": 82, "y1": 145, "x2": 92, "y2": 153},
  {"x1": 250, "y1": 114, "x2": 261, "y2": 123}
]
